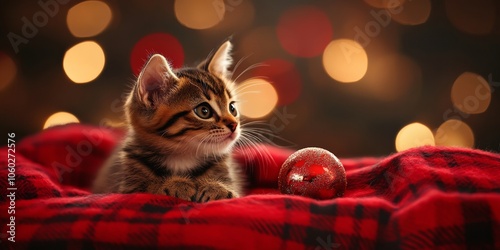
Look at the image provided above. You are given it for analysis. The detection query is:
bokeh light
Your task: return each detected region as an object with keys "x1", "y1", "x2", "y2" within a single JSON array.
[
  {"x1": 43, "y1": 112, "x2": 80, "y2": 129},
  {"x1": 251, "y1": 59, "x2": 302, "y2": 106},
  {"x1": 395, "y1": 122, "x2": 435, "y2": 152},
  {"x1": 1, "y1": 1, "x2": 499, "y2": 158},
  {"x1": 364, "y1": 0, "x2": 405, "y2": 9},
  {"x1": 364, "y1": 54, "x2": 422, "y2": 101},
  {"x1": 323, "y1": 39, "x2": 368, "y2": 83},
  {"x1": 130, "y1": 33, "x2": 184, "y2": 76},
  {"x1": 67, "y1": 1, "x2": 112, "y2": 37},
  {"x1": 0, "y1": 52, "x2": 16, "y2": 91},
  {"x1": 451, "y1": 72, "x2": 491, "y2": 115},
  {"x1": 238, "y1": 78, "x2": 278, "y2": 118},
  {"x1": 435, "y1": 119, "x2": 474, "y2": 148},
  {"x1": 212, "y1": 0, "x2": 255, "y2": 32},
  {"x1": 174, "y1": 0, "x2": 224, "y2": 30},
  {"x1": 276, "y1": 6, "x2": 333, "y2": 58},
  {"x1": 63, "y1": 41, "x2": 105, "y2": 84},
  {"x1": 445, "y1": 0, "x2": 495, "y2": 35},
  {"x1": 392, "y1": 0, "x2": 431, "y2": 25}
]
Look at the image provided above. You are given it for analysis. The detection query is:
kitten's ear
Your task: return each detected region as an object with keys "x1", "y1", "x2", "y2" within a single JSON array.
[
  {"x1": 203, "y1": 40, "x2": 233, "y2": 78},
  {"x1": 136, "y1": 54, "x2": 178, "y2": 107}
]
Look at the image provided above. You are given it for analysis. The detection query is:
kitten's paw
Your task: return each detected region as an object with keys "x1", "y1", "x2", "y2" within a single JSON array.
[
  {"x1": 195, "y1": 182, "x2": 235, "y2": 202},
  {"x1": 162, "y1": 178, "x2": 197, "y2": 202}
]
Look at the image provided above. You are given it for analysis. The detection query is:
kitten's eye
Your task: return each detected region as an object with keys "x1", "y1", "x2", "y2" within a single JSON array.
[
  {"x1": 194, "y1": 103, "x2": 213, "y2": 119},
  {"x1": 229, "y1": 102, "x2": 237, "y2": 117}
]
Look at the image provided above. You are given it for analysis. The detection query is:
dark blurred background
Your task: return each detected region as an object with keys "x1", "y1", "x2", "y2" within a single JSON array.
[{"x1": 0, "y1": 0, "x2": 499, "y2": 157}]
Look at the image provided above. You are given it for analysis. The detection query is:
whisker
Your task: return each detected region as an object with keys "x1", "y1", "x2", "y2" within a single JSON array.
[
  {"x1": 235, "y1": 134, "x2": 276, "y2": 177},
  {"x1": 233, "y1": 76, "x2": 273, "y2": 95},
  {"x1": 233, "y1": 115, "x2": 298, "y2": 178},
  {"x1": 232, "y1": 63, "x2": 269, "y2": 83},
  {"x1": 229, "y1": 54, "x2": 253, "y2": 80},
  {"x1": 240, "y1": 122, "x2": 297, "y2": 147}
]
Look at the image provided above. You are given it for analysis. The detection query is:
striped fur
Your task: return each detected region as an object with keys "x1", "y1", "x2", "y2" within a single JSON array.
[{"x1": 93, "y1": 41, "x2": 243, "y2": 202}]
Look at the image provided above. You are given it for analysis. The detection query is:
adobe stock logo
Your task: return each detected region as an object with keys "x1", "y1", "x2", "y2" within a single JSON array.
[
  {"x1": 212, "y1": 0, "x2": 244, "y2": 19},
  {"x1": 7, "y1": 0, "x2": 71, "y2": 54},
  {"x1": 353, "y1": 0, "x2": 410, "y2": 48}
]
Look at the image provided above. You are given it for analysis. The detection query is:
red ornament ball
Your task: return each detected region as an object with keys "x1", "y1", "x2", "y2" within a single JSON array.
[{"x1": 278, "y1": 147, "x2": 346, "y2": 199}]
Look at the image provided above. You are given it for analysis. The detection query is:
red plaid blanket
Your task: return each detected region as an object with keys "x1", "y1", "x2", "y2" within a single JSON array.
[{"x1": 1, "y1": 124, "x2": 499, "y2": 249}]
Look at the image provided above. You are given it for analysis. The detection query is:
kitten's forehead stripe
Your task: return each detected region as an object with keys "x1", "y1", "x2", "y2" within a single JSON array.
[
  {"x1": 196, "y1": 78, "x2": 212, "y2": 101},
  {"x1": 209, "y1": 99, "x2": 222, "y2": 117},
  {"x1": 207, "y1": 74, "x2": 226, "y2": 96},
  {"x1": 216, "y1": 98, "x2": 227, "y2": 117},
  {"x1": 176, "y1": 68, "x2": 228, "y2": 100}
]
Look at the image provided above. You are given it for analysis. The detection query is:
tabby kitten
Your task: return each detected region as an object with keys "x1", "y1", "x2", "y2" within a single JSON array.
[{"x1": 93, "y1": 41, "x2": 243, "y2": 202}]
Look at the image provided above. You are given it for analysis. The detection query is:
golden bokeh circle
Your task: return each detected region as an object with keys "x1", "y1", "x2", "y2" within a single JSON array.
[
  {"x1": 44, "y1": 112, "x2": 80, "y2": 129},
  {"x1": 323, "y1": 39, "x2": 368, "y2": 83},
  {"x1": 174, "y1": 0, "x2": 224, "y2": 30},
  {"x1": 395, "y1": 122, "x2": 435, "y2": 152},
  {"x1": 435, "y1": 119, "x2": 474, "y2": 148},
  {"x1": 67, "y1": 1, "x2": 112, "y2": 37},
  {"x1": 63, "y1": 41, "x2": 106, "y2": 84},
  {"x1": 237, "y1": 78, "x2": 278, "y2": 118},
  {"x1": 451, "y1": 72, "x2": 491, "y2": 115}
]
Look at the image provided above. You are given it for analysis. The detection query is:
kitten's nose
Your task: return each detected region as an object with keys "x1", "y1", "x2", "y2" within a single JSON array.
[{"x1": 226, "y1": 122, "x2": 237, "y2": 132}]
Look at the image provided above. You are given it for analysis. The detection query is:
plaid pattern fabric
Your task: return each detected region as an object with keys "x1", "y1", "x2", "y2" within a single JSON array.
[{"x1": 1, "y1": 124, "x2": 499, "y2": 249}]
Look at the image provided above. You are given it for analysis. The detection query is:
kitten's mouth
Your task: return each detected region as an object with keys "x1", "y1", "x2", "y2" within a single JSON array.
[
  {"x1": 220, "y1": 133, "x2": 236, "y2": 144},
  {"x1": 207, "y1": 131, "x2": 238, "y2": 145},
  {"x1": 226, "y1": 132, "x2": 238, "y2": 141}
]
